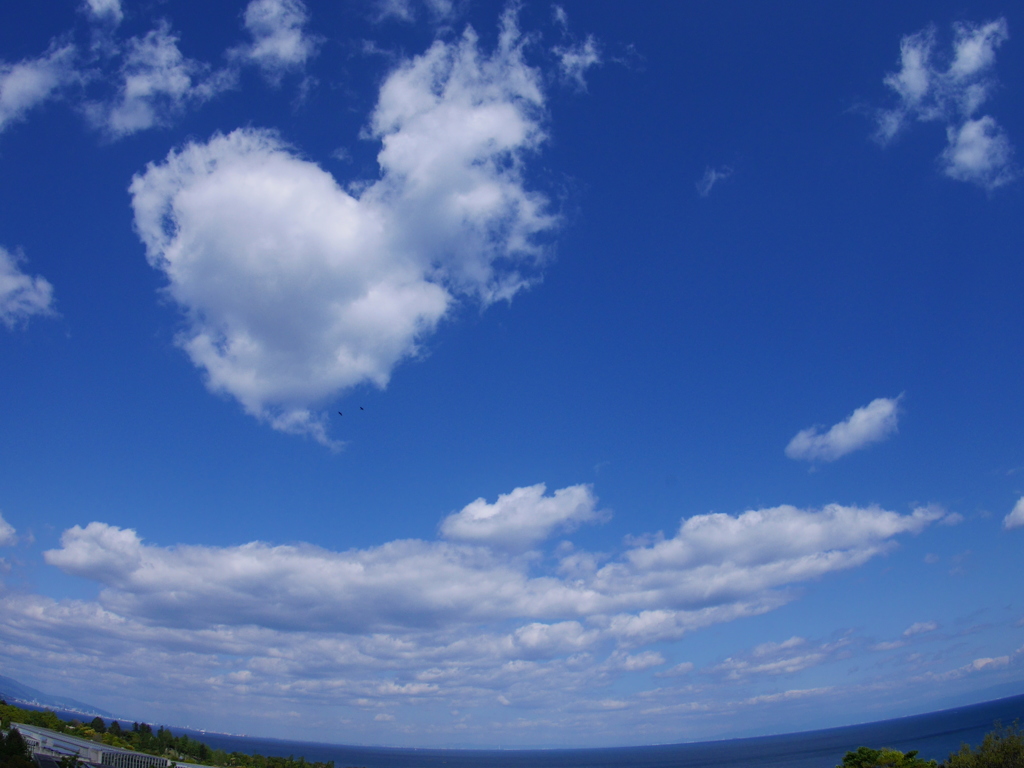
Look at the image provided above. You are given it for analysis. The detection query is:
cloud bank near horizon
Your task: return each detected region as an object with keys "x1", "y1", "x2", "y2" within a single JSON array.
[{"x1": 0, "y1": 485, "x2": 972, "y2": 743}]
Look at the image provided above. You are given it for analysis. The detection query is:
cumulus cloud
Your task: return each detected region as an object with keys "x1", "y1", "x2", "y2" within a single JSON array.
[
  {"x1": 0, "y1": 513, "x2": 16, "y2": 547},
  {"x1": 876, "y1": 18, "x2": 1015, "y2": 190},
  {"x1": 0, "y1": 42, "x2": 78, "y2": 135},
  {"x1": 0, "y1": 247, "x2": 56, "y2": 328},
  {"x1": 83, "y1": 0, "x2": 123, "y2": 25},
  {"x1": 786, "y1": 396, "x2": 901, "y2": 462},
  {"x1": 440, "y1": 483, "x2": 603, "y2": 550},
  {"x1": 87, "y1": 22, "x2": 235, "y2": 138},
  {"x1": 232, "y1": 0, "x2": 320, "y2": 80},
  {"x1": 1004, "y1": 497, "x2": 1024, "y2": 530},
  {"x1": 696, "y1": 165, "x2": 732, "y2": 197},
  {"x1": 130, "y1": 12, "x2": 554, "y2": 444},
  {"x1": 43, "y1": 490, "x2": 942, "y2": 642}
]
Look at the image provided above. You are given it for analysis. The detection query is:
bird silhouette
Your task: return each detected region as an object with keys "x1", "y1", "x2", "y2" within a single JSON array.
[
  {"x1": 337, "y1": 411, "x2": 343, "y2": 416},
  {"x1": 360, "y1": 407, "x2": 364, "y2": 411}
]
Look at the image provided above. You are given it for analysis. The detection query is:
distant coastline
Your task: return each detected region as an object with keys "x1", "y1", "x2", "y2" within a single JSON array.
[{"x1": 4, "y1": 680, "x2": 1023, "y2": 768}]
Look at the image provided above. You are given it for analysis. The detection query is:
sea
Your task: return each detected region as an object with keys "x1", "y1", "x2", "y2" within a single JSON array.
[{"x1": 178, "y1": 693, "x2": 1024, "y2": 768}]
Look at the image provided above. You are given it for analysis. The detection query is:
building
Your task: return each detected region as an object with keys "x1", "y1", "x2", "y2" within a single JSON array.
[{"x1": 14, "y1": 724, "x2": 171, "y2": 768}]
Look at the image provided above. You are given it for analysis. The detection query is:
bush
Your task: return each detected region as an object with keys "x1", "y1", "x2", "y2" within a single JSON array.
[
  {"x1": 943, "y1": 722, "x2": 1024, "y2": 768},
  {"x1": 839, "y1": 746, "x2": 937, "y2": 767}
]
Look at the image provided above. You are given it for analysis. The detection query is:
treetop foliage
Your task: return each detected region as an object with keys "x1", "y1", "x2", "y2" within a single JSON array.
[{"x1": 839, "y1": 721, "x2": 1024, "y2": 768}]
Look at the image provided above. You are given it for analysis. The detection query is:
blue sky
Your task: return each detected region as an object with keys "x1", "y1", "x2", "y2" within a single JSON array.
[{"x1": 1, "y1": 0, "x2": 1023, "y2": 750}]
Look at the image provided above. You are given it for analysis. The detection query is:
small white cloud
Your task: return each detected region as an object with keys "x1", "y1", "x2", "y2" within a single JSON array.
[
  {"x1": 0, "y1": 247, "x2": 56, "y2": 328},
  {"x1": 657, "y1": 661, "x2": 694, "y2": 677},
  {"x1": 233, "y1": 0, "x2": 320, "y2": 81},
  {"x1": 0, "y1": 42, "x2": 78, "y2": 135},
  {"x1": 752, "y1": 636, "x2": 805, "y2": 657},
  {"x1": 903, "y1": 621, "x2": 938, "y2": 637},
  {"x1": 0, "y1": 513, "x2": 16, "y2": 546},
  {"x1": 696, "y1": 166, "x2": 733, "y2": 197},
  {"x1": 88, "y1": 22, "x2": 235, "y2": 138},
  {"x1": 83, "y1": 0, "x2": 123, "y2": 25},
  {"x1": 875, "y1": 18, "x2": 1014, "y2": 190},
  {"x1": 942, "y1": 116, "x2": 1016, "y2": 189},
  {"x1": 939, "y1": 512, "x2": 964, "y2": 526},
  {"x1": 786, "y1": 396, "x2": 901, "y2": 463},
  {"x1": 440, "y1": 483, "x2": 603, "y2": 551},
  {"x1": 619, "y1": 650, "x2": 665, "y2": 671},
  {"x1": 554, "y1": 36, "x2": 601, "y2": 91},
  {"x1": 1004, "y1": 497, "x2": 1024, "y2": 530},
  {"x1": 872, "y1": 640, "x2": 907, "y2": 651}
]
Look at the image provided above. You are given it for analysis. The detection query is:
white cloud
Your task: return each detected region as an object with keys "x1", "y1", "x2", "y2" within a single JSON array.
[
  {"x1": 552, "y1": 6, "x2": 569, "y2": 30},
  {"x1": 440, "y1": 483, "x2": 604, "y2": 550},
  {"x1": 1004, "y1": 497, "x2": 1024, "y2": 530},
  {"x1": 373, "y1": 0, "x2": 458, "y2": 24},
  {"x1": 88, "y1": 22, "x2": 235, "y2": 138},
  {"x1": 903, "y1": 621, "x2": 938, "y2": 637},
  {"x1": 0, "y1": 247, "x2": 56, "y2": 328},
  {"x1": 942, "y1": 116, "x2": 1015, "y2": 188},
  {"x1": 0, "y1": 493, "x2": 948, "y2": 744},
  {"x1": 83, "y1": 0, "x2": 123, "y2": 25},
  {"x1": 696, "y1": 165, "x2": 733, "y2": 197},
  {"x1": 43, "y1": 492, "x2": 941, "y2": 642},
  {"x1": 0, "y1": 42, "x2": 78, "y2": 135},
  {"x1": 554, "y1": 36, "x2": 601, "y2": 91},
  {"x1": 785, "y1": 396, "x2": 901, "y2": 462},
  {"x1": 233, "y1": 0, "x2": 320, "y2": 80},
  {"x1": 876, "y1": 18, "x2": 1015, "y2": 190},
  {"x1": 0, "y1": 513, "x2": 16, "y2": 547},
  {"x1": 130, "y1": 12, "x2": 554, "y2": 444},
  {"x1": 657, "y1": 661, "x2": 693, "y2": 677},
  {"x1": 613, "y1": 650, "x2": 664, "y2": 672}
]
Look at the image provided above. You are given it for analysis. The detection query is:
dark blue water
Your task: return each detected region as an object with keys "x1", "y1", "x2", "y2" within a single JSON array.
[{"x1": 179, "y1": 693, "x2": 1024, "y2": 768}]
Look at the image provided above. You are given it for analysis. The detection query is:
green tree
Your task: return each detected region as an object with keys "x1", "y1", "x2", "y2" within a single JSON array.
[
  {"x1": 839, "y1": 746, "x2": 937, "y2": 767},
  {"x1": 90, "y1": 718, "x2": 107, "y2": 734},
  {"x1": 0, "y1": 729, "x2": 34, "y2": 768},
  {"x1": 943, "y1": 722, "x2": 1024, "y2": 768}
]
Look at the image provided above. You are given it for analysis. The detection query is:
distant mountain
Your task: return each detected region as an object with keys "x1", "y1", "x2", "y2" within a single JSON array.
[{"x1": 0, "y1": 674, "x2": 114, "y2": 719}]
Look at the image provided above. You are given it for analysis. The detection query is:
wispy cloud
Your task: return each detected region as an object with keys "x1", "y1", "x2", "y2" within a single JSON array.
[
  {"x1": 0, "y1": 247, "x2": 56, "y2": 328},
  {"x1": 230, "y1": 0, "x2": 321, "y2": 82},
  {"x1": 1004, "y1": 496, "x2": 1024, "y2": 530},
  {"x1": 696, "y1": 165, "x2": 732, "y2": 197},
  {"x1": 0, "y1": 42, "x2": 78, "y2": 135},
  {"x1": 903, "y1": 621, "x2": 938, "y2": 637},
  {"x1": 372, "y1": 0, "x2": 459, "y2": 25},
  {"x1": 130, "y1": 11, "x2": 554, "y2": 445},
  {"x1": 86, "y1": 22, "x2": 236, "y2": 138},
  {"x1": 83, "y1": 0, "x2": 123, "y2": 25},
  {"x1": 875, "y1": 18, "x2": 1015, "y2": 190},
  {"x1": 0, "y1": 513, "x2": 16, "y2": 547},
  {"x1": 786, "y1": 396, "x2": 901, "y2": 463},
  {"x1": 554, "y1": 36, "x2": 601, "y2": 91}
]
